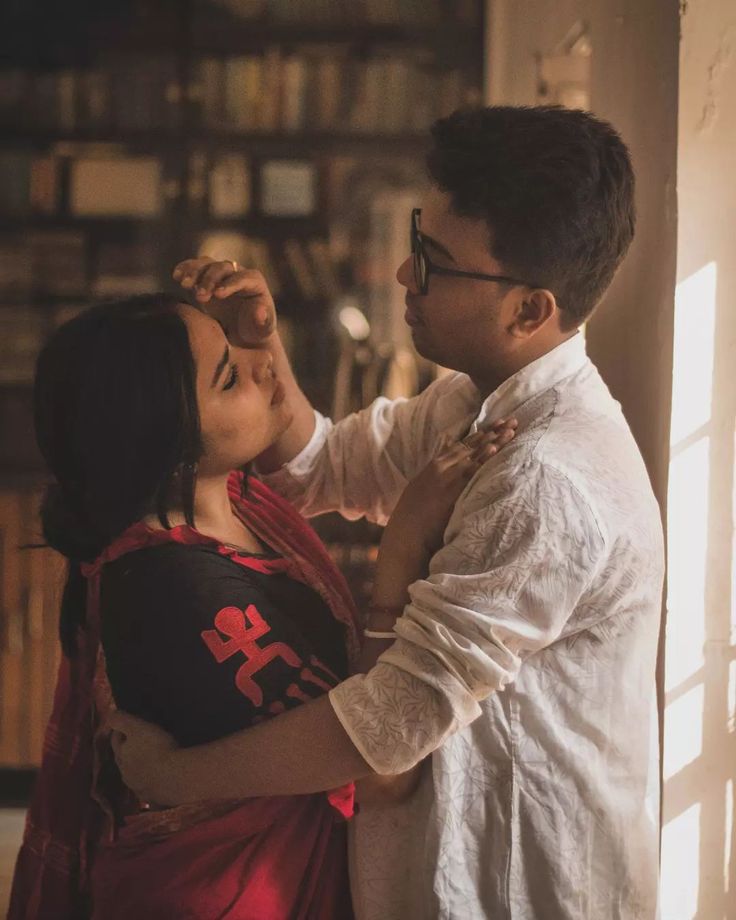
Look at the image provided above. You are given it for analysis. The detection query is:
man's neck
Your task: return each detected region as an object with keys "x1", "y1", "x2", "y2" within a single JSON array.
[{"x1": 469, "y1": 331, "x2": 578, "y2": 399}]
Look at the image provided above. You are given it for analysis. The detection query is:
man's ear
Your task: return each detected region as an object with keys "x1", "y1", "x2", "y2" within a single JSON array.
[{"x1": 507, "y1": 289, "x2": 558, "y2": 338}]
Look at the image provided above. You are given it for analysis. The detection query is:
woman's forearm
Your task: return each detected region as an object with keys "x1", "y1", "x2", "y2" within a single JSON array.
[
  {"x1": 356, "y1": 532, "x2": 427, "y2": 672},
  {"x1": 371, "y1": 521, "x2": 431, "y2": 610}
]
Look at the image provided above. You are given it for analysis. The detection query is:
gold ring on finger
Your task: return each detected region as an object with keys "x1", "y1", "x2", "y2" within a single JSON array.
[{"x1": 229, "y1": 259, "x2": 239, "y2": 271}]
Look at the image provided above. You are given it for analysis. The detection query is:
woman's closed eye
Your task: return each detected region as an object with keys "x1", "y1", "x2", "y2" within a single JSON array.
[{"x1": 222, "y1": 364, "x2": 239, "y2": 391}]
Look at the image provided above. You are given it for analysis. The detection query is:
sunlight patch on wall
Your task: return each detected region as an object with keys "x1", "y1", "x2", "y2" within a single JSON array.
[
  {"x1": 665, "y1": 262, "x2": 717, "y2": 694},
  {"x1": 666, "y1": 435, "x2": 711, "y2": 690},
  {"x1": 663, "y1": 683, "x2": 705, "y2": 780},
  {"x1": 662, "y1": 260, "x2": 719, "y2": 917},
  {"x1": 661, "y1": 802, "x2": 702, "y2": 919},
  {"x1": 670, "y1": 262, "x2": 717, "y2": 449}
]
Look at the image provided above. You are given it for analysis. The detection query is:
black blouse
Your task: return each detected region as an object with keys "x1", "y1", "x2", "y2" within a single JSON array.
[{"x1": 100, "y1": 543, "x2": 348, "y2": 747}]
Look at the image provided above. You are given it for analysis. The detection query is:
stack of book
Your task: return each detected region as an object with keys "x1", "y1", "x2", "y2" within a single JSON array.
[
  {"x1": 93, "y1": 241, "x2": 161, "y2": 298},
  {"x1": 0, "y1": 148, "x2": 169, "y2": 220},
  {"x1": 35, "y1": 231, "x2": 87, "y2": 297},
  {"x1": 0, "y1": 56, "x2": 182, "y2": 135},
  {"x1": 0, "y1": 239, "x2": 32, "y2": 296},
  {"x1": 194, "y1": 48, "x2": 474, "y2": 134},
  {"x1": 196, "y1": 230, "x2": 342, "y2": 307},
  {"x1": 0, "y1": 152, "x2": 58, "y2": 215},
  {"x1": 0, "y1": 306, "x2": 47, "y2": 384},
  {"x1": 0, "y1": 231, "x2": 86, "y2": 299}
]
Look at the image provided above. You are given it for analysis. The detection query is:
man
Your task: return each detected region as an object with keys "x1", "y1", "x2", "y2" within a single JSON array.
[{"x1": 113, "y1": 105, "x2": 664, "y2": 919}]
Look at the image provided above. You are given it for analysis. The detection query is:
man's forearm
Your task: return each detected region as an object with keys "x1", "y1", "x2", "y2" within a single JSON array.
[
  {"x1": 165, "y1": 695, "x2": 373, "y2": 804},
  {"x1": 257, "y1": 331, "x2": 318, "y2": 473}
]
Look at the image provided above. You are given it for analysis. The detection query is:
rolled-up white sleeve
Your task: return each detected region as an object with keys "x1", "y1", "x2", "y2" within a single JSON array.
[{"x1": 329, "y1": 461, "x2": 607, "y2": 774}]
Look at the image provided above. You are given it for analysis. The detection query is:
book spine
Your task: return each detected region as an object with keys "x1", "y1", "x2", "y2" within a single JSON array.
[
  {"x1": 56, "y1": 70, "x2": 77, "y2": 134},
  {"x1": 281, "y1": 55, "x2": 307, "y2": 133},
  {"x1": 248, "y1": 238, "x2": 281, "y2": 297},
  {"x1": 260, "y1": 47, "x2": 282, "y2": 133},
  {"x1": 283, "y1": 238, "x2": 319, "y2": 301},
  {"x1": 243, "y1": 55, "x2": 263, "y2": 131},
  {"x1": 306, "y1": 238, "x2": 341, "y2": 300},
  {"x1": 225, "y1": 57, "x2": 249, "y2": 129},
  {"x1": 29, "y1": 156, "x2": 58, "y2": 214}
]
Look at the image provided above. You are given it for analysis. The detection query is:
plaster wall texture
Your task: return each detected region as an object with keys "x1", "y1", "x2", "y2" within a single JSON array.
[
  {"x1": 486, "y1": 0, "x2": 678, "y2": 512},
  {"x1": 486, "y1": 1, "x2": 736, "y2": 915},
  {"x1": 661, "y1": 2, "x2": 736, "y2": 917}
]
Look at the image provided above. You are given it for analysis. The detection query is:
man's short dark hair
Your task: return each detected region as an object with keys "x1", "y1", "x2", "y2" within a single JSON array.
[{"x1": 426, "y1": 105, "x2": 636, "y2": 328}]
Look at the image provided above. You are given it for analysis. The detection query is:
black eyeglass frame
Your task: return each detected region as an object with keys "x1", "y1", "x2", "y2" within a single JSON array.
[{"x1": 410, "y1": 208, "x2": 540, "y2": 296}]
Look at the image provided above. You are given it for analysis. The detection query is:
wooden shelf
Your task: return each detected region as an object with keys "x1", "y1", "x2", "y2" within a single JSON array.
[
  {"x1": 0, "y1": 214, "x2": 329, "y2": 238},
  {"x1": 190, "y1": 131, "x2": 430, "y2": 155},
  {"x1": 0, "y1": 0, "x2": 485, "y2": 769},
  {"x1": 186, "y1": 22, "x2": 481, "y2": 55},
  {"x1": 0, "y1": 129, "x2": 430, "y2": 156},
  {"x1": 84, "y1": 12, "x2": 481, "y2": 51},
  {"x1": 0, "y1": 129, "x2": 186, "y2": 151},
  {"x1": 1, "y1": 21, "x2": 480, "y2": 70},
  {"x1": 0, "y1": 214, "x2": 164, "y2": 230},
  {"x1": 186, "y1": 213, "x2": 328, "y2": 234}
]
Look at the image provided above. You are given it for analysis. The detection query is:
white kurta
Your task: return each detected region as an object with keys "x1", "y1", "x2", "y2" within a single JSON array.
[{"x1": 264, "y1": 334, "x2": 664, "y2": 919}]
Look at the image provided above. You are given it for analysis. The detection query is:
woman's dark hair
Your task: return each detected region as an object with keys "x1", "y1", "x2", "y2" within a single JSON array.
[
  {"x1": 34, "y1": 293, "x2": 204, "y2": 656},
  {"x1": 426, "y1": 105, "x2": 636, "y2": 328}
]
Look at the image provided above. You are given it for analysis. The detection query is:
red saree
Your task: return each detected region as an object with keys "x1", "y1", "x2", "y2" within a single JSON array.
[{"x1": 9, "y1": 474, "x2": 360, "y2": 920}]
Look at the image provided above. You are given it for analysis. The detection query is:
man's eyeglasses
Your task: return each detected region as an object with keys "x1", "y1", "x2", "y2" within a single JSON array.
[{"x1": 410, "y1": 208, "x2": 538, "y2": 296}]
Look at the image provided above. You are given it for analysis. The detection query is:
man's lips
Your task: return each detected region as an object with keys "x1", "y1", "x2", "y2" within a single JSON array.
[{"x1": 404, "y1": 299, "x2": 424, "y2": 327}]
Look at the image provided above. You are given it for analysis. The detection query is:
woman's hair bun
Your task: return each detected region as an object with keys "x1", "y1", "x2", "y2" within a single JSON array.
[{"x1": 40, "y1": 482, "x2": 105, "y2": 563}]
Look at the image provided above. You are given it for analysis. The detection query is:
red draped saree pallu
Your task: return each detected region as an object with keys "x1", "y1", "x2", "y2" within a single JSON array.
[{"x1": 9, "y1": 474, "x2": 360, "y2": 920}]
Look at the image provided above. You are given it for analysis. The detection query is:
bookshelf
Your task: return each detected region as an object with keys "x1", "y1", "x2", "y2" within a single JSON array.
[
  {"x1": 0, "y1": 0, "x2": 484, "y2": 444},
  {"x1": 0, "y1": 0, "x2": 486, "y2": 769}
]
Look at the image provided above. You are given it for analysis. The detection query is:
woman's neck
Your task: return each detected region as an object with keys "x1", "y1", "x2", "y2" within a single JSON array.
[
  {"x1": 147, "y1": 471, "x2": 265, "y2": 552},
  {"x1": 190, "y1": 473, "x2": 237, "y2": 534}
]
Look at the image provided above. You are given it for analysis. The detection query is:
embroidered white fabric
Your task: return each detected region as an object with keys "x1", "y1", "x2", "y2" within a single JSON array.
[{"x1": 264, "y1": 334, "x2": 664, "y2": 919}]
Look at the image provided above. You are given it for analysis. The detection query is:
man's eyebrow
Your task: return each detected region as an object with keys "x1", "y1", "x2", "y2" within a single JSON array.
[
  {"x1": 211, "y1": 343, "x2": 230, "y2": 388},
  {"x1": 421, "y1": 231, "x2": 457, "y2": 263}
]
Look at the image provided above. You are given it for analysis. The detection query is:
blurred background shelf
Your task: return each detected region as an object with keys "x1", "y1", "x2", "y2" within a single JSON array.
[
  {"x1": 0, "y1": 131, "x2": 431, "y2": 151},
  {"x1": 0, "y1": 0, "x2": 484, "y2": 771}
]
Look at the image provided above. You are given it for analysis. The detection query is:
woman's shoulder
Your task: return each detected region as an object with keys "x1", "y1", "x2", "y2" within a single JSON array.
[
  {"x1": 100, "y1": 541, "x2": 258, "y2": 611},
  {"x1": 104, "y1": 540, "x2": 234, "y2": 578}
]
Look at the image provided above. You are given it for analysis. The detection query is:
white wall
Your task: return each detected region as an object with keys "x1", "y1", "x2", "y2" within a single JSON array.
[
  {"x1": 661, "y1": 2, "x2": 736, "y2": 917},
  {"x1": 487, "y1": 0, "x2": 736, "y2": 915},
  {"x1": 486, "y1": 0, "x2": 678, "y2": 513}
]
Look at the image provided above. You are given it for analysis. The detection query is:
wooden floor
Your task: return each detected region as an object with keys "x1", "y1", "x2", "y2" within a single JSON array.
[{"x1": 0, "y1": 809, "x2": 24, "y2": 916}]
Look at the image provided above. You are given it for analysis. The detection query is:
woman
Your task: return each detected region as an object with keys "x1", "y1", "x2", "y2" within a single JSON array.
[{"x1": 9, "y1": 287, "x2": 511, "y2": 919}]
